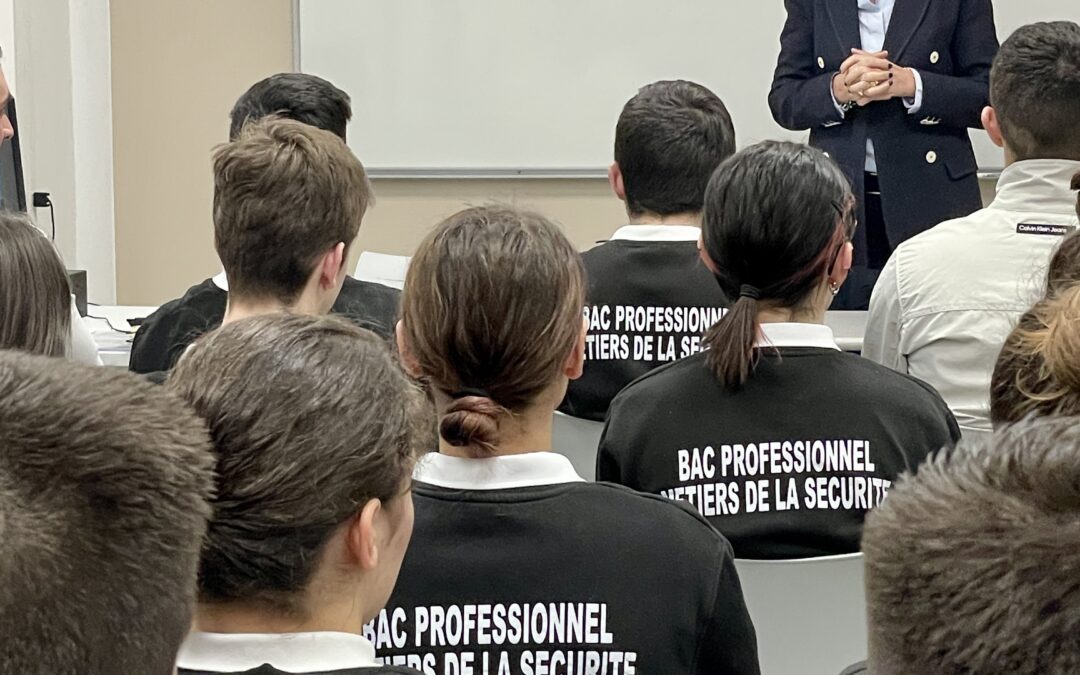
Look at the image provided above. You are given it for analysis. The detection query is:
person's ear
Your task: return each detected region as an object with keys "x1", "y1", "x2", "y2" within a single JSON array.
[
  {"x1": 609, "y1": 162, "x2": 627, "y2": 203},
  {"x1": 346, "y1": 498, "x2": 383, "y2": 572},
  {"x1": 563, "y1": 315, "x2": 587, "y2": 381},
  {"x1": 829, "y1": 242, "x2": 855, "y2": 290},
  {"x1": 319, "y1": 242, "x2": 347, "y2": 289},
  {"x1": 982, "y1": 106, "x2": 1005, "y2": 149},
  {"x1": 396, "y1": 320, "x2": 424, "y2": 378},
  {"x1": 697, "y1": 234, "x2": 720, "y2": 275}
]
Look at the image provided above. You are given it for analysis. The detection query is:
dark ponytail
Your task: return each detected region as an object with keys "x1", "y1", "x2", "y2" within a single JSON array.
[{"x1": 701, "y1": 141, "x2": 855, "y2": 390}]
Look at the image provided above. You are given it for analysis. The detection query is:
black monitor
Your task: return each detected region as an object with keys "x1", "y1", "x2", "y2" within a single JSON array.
[{"x1": 0, "y1": 97, "x2": 26, "y2": 211}]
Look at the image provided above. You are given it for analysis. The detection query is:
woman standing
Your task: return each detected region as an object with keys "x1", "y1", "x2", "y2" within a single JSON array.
[{"x1": 770, "y1": 0, "x2": 998, "y2": 309}]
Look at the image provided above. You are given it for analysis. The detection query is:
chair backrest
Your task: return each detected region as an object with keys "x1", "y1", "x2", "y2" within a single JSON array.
[
  {"x1": 735, "y1": 553, "x2": 867, "y2": 675},
  {"x1": 354, "y1": 251, "x2": 411, "y2": 290},
  {"x1": 551, "y1": 411, "x2": 603, "y2": 481}
]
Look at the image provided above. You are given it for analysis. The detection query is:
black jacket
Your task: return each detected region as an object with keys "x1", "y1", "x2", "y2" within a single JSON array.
[
  {"x1": 598, "y1": 346, "x2": 960, "y2": 559},
  {"x1": 377, "y1": 466, "x2": 760, "y2": 674},
  {"x1": 560, "y1": 236, "x2": 729, "y2": 421},
  {"x1": 770, "y1": 0, "x2": 997, "y2": 257},
  {"x1": 129, "y1": 276, "x2": 399, "y2": 373}
]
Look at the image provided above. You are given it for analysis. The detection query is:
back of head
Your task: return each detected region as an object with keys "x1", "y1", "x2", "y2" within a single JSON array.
[
  {"x1": 167, "y1": 314, "x2": 422, "y2": 615},
  {"x1": 615, "y1": 80, "x2": 736, "y2": 217},
  {"x1": 0, "y1": 211, "x2": 71, "y2": 357},
  {"x1": 400, "y1": 205, "x2": 586, "y2": 456},
  {"x1": 863, "y1": 417, "x2": 1080, "y2": 674},
  {"x1": 230, "y1": 72, "x2": 352, "y2": 141},
  {"x1": 0, "y1": 352, "x2": 214, "y2": 674},
  {"x1": 701, "y1": 141, "x2": 855, "y2": 389},
  {"x1": 213, "y1": 117, "x2": 371, "y2": 303},
  {"x1": 991, "y1": 21, "x2": 1080, "y2": 161},
  {"x1": 991, "y1": 283, "x2": 1080, "y2": 426}
]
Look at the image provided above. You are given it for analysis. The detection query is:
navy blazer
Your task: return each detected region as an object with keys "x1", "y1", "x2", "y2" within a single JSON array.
[{"x1": 770, "y1": 0, "x2": 998, "y2": 258}]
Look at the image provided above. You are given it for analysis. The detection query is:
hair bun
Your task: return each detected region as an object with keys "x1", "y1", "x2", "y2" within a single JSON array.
[{"x1": 439, "y1": 395, "x2": 504, "y2": 456}]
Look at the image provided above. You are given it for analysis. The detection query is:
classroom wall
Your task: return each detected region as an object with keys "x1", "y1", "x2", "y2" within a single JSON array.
[
  {"x1": 110, "y1": 0, "x2": 294, "y2": 306},
  {"x1": 10, "y1": 0, "x2": 117, "y2": 302},
  {"x1": 109, "y1": 1, "x2": 998, "y2": 306}
]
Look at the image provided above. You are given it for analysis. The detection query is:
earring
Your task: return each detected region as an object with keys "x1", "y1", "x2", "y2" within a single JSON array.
[{"x1": 829, "y1": 282, "x2": 840, "y2": 296}]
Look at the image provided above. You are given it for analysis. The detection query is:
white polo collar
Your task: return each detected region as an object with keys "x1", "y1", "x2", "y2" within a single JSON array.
[
  {"x1": 414, "y1": 452, "x2": 585, "y2": 490},
  {"x1": 212, "y1": 271, "x2": 230, "y2": 292},
  {"x1": 609, "y1": 224, "x2": 701, "y2": 242},
  {"x1": 176, "y1": 631, "x2": 380, "y2": 672},
  {"x1": 755, "y1": 322, "x2": 840, "y2": 351}
]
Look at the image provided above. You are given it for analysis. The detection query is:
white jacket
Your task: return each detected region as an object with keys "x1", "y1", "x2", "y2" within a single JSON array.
[{"x1": 864, "y1": 160, "x2": 1080, "y2": 440}]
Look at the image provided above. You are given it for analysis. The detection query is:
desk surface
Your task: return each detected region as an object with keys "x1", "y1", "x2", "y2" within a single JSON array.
[
  {"x1": 87, "y1": 305, "x2": 156, "y2": 368},
  {"x1": 89, "y1": 306, "x2": 870, "y2": 368}
]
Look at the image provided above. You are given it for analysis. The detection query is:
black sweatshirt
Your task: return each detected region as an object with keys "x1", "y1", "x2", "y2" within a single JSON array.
[
  {"x1": 597, "y1": 325, "x2": 960, "y2": 560},
  {"x1": 371, "y1": 452, "x2": 760, "y2": 674},
  {"x1": 181, "y1": 667, "x2": 420, "y2": 675},
  {"x1": 559, "y1": 229, "x2": 729, "y2": 422},
  {"x1": 129, "y1": 275, "x2": 399, "y2": 373}
]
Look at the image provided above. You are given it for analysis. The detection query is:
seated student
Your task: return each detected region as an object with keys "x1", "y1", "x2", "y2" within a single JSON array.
[
  {"x1": 130, "y1": 73, "x2": 398, "y2": 374},
  {"x1": 168, "y1": 314, "x2": 426, "y2": 675},
  {"x1": 598, "y1": 141, "x2": 960, "y2": 560},
  {"x1": 859, "y1": 417, "x2": 1080, "y2": 674},
  {"x1": 992, "y1": 189, "x2": 1080, "y2": 426},
  {"x1": 0, "y1": 211, "x2": 102, "y2": 365},
  {"x1": 864, "y1": 21, "x2": 1080, "y2": 440},
  {"x1": 559, "y1": 79, "x2": 734, "y2": 421},
  {"x1": 0, "y1": 351, "x2": 214, "y2": 674},
  {"x1": 383, "y1": 205, "x2": 759, "y2": 674}
]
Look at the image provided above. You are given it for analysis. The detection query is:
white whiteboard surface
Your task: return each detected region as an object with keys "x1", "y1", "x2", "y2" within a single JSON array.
[{"x1": 297, "y1": 0, "x2": 1080, "y2": 173}]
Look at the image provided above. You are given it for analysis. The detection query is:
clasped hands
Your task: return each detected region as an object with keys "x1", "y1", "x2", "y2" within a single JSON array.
[{"x1": 832, "y1": 49, "x2": 917, "y2": 107}]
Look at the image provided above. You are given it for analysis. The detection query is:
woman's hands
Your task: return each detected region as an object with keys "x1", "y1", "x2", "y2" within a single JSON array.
[{"x1": 832, "y1": 49, "x2": 917, "y2": 107}]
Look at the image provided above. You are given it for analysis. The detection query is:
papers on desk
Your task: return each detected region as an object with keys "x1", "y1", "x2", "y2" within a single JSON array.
[{"x1": 85, "y1": 306, "x2": 157, "y2": 368}]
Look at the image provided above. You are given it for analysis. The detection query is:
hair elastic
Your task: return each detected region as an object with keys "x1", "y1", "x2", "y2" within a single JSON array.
[
  {"x1": 739, "y1": 284, "x2": 762, "y2": 300},
  {"x1": 452, "y1": 387, "x2": 493, "y2": 400}
]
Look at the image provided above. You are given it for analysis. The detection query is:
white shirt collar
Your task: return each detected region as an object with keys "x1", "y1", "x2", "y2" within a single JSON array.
[
  {"x1": 991, "y1": 160, "x2": 1080, "y2": 216},
  {"x1": 414, "y1": 452, "x2": 585, "y2": 490},
  {"x1": 755, "y1": 322, "x2": 841, "y2": 351},
  {"x1": 212, "y1": 271, "x2": 230, "y2": 292},
  {"x1": 609, "y1": 224, "x2": 701, "y2": 243},
  {"x1": 176, "y1": 631, "x2": 380, "y2": 672}
]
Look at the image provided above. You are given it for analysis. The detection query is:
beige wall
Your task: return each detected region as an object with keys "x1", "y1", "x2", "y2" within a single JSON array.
[
  {"x1": 111, "y1": 0, "x2": 294, "y2": 305},
  {"x1": 109, "y1": 0, "x2": 625, "y2": 305},
  {"x1": 110, "y1": 2, "x2": 999, "y2": 305}
]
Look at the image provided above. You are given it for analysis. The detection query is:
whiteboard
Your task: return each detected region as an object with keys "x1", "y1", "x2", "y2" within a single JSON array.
[{"x1": 297, "y1": 0, "x2": 1080, "y2": 173}]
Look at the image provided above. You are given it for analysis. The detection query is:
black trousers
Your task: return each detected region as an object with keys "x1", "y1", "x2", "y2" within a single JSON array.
[{"x1": 832, "y1": 172, "x2": 889, "y2": 311}]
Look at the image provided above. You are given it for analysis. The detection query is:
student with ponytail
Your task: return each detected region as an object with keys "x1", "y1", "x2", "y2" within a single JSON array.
[
  {"x1": 383, "y1": 205, "x2": 760, "y2": 674},
  {"x1": 599, "y1": 141, "x2": 960, "y2": 560}
]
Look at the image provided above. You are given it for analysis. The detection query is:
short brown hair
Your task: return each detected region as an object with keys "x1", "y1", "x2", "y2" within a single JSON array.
[
  {"x1": 0, "y1": 352, "x2": 214, "y2": 674},
  {"x1": 991, "y1": 21, "x2": 1080, "y2": 161},
  {"x1": 167, "y1": 314, "x2": 424, "y2": 615},
  {"x1": 213, "y1": 117, "x2": 372, "y2": 303},
  {"x1": 863, "y1": 417, "x2": 1080, "y2": 674},
  {"x1": 0, "y1": 211, "x2": 72, "y2": 357},
  {"x1": 615, "y1": 80, "x2": 736, "y2": 217},
  {"x1": 400, "y1": 205, "x2": 585, "y2": 455}
]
